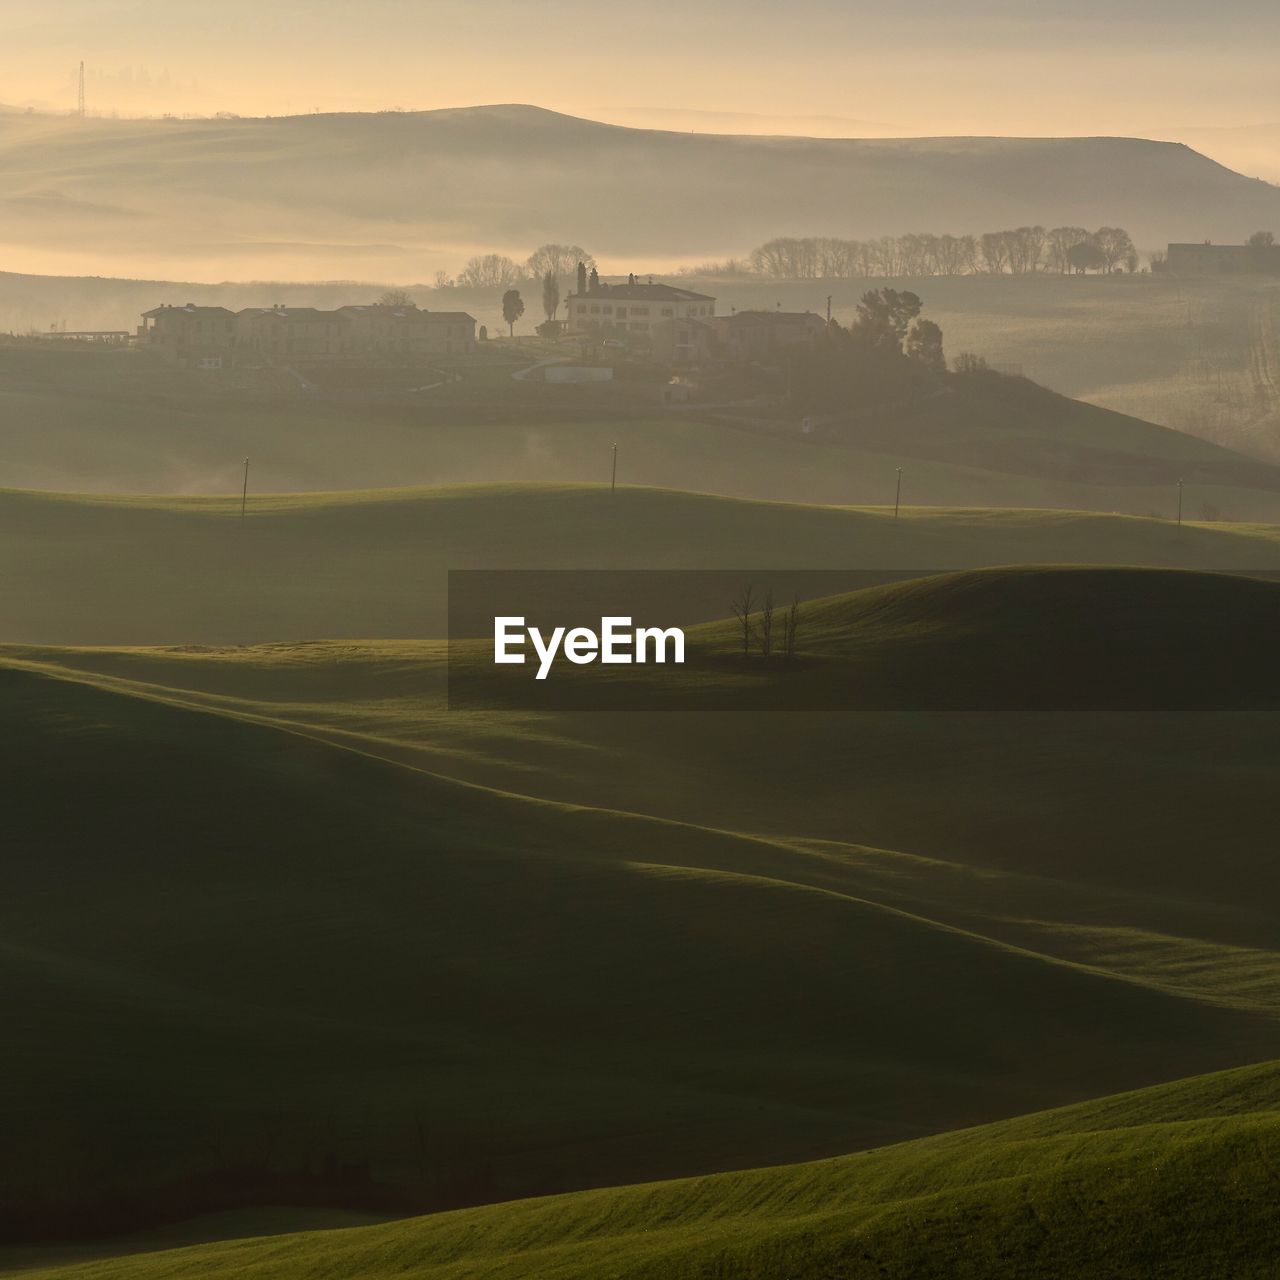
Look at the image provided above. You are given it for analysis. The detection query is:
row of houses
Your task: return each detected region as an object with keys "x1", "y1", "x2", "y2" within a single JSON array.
[
  {"x1": 138, "y1": 302, "x2": 477, "y2": 369},
  {"x1": 138, "y1": 277, "x2": 829, "y2": 372}
]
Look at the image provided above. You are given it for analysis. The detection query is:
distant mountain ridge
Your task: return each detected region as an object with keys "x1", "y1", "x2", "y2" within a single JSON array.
[{"x1": 1, "y1": 104, "x2": 1278, "y2": 280}]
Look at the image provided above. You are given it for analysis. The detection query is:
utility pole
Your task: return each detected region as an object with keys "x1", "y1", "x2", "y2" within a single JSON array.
[
  {"x1": 241, "y1": 457, "x2": 250, "y2": 518},
  {"x1": 77, "y1": 62, "x2": 85, "y2": 118},
  {"x1": 611, "y1": 443, "x2": 618, "y2": 493},
  {"x1": 894, "y1": 467, "x2": 903, "y2": 520},
  {"x1": 1176, "y1": 479, "x2": 1183, "y2": 528}
]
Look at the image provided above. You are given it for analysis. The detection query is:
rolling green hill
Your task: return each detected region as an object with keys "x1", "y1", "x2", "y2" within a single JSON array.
[
  {"x1": 6, "y1": 565, "x2": 1280, "y2": 1249},
  {"x1": 15, "y1": 1058, "x2": 1280, "y2": 1278},
  {"x1": 6, "y1": 483, "x2": 1280, "y2": 645}
]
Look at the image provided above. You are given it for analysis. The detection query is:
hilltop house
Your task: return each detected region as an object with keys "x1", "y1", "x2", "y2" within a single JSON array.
[
  {"x1": 709, "y1": 310, "x2": 828, "y2": 362},
  {"x1": 650, "y1": 309, "x2": 829, "y2": 367},
  {"x1": 137, "y1": 305, "x2": 238, "y2": 369},
  {"x1": 1166, "y1": 241, "x2": 1280, "y2": 274},
  {"x1": 564, "y1": 267, "x2": 715, "y2": 340},
  {"x1": 138, "y1": 302, "x2": 476, "y2": 368}
]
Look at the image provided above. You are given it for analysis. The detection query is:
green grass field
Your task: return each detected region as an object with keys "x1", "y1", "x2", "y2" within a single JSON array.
[
  {"x1": 13, "y1": 1058, "x2": 1280, "y2": 1278},
  {"x1": 7, "y1": 482, "x2": 1280, "y2": 645},
  {"x1": 6, "y1": 564, "x2": 1280, "y2": 1271}
]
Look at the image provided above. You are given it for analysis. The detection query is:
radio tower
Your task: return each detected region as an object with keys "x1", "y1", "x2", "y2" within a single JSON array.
[{"x1": 77, "y1": 61, "x2": 85, "y2": 117}]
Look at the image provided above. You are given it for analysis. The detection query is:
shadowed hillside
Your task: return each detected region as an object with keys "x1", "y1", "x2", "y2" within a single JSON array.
[
  {"x1": 2, "y1": 106, "x2": 1279, "y2": 279},
  {"x1": 5, "y1": 608, "x2": 1280, "y2": 1242}
]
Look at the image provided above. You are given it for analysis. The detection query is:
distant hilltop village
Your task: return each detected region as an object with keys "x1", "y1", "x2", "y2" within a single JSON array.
[
  {"x1": 133, "y1": 275, "x2": 831, "y2": 371},
  {"x1": 138, "y1": 301, "x2": 477, "y2": 370}
]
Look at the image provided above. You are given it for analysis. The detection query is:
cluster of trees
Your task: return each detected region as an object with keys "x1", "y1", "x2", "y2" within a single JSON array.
[
  {"x1": 440, "y1": 244, "x2": 596, "y2": 291},
  {"x1": 786, "y1": 288, "x2": 948, "y2": 413},
  {"x1": 731, "y1": 586, "x2": 801, "y2": 661},
  {"x1": 747, "y1": 227, "x2": 1138, "y2": 279}
]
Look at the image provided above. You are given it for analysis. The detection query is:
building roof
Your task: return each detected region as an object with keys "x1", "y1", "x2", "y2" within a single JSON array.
[
  {"x1": 145, "y1": 303, "x2": 476, "y2": 324},
  {"x1": 718, "y1": 310, "x2": 824, "y2": 326},
  {"x1": 570, "y1": 281, "x2": 715, "y2": 303},
  {"x1": 651, "y1": 316, "x2": 713, "y2": 330},
  {"x1": 337, "y1": 305, "x2": 476, "y2": 323},
  {"x1": 141, "y1": 304, "x2": 237, "y2": 318},
  {"x1": 244, "y1": 307, "x2": 348, "y2": 322}
]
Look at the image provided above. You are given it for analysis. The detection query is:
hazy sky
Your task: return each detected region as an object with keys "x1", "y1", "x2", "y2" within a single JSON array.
[{"x1": 1, "y1": 0, "x2": 1277, "y2": 137}]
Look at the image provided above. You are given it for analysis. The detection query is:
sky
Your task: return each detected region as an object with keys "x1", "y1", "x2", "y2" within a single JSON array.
[{"x1": 0, "y1": 0, "x2": 1277, "y2": 139}]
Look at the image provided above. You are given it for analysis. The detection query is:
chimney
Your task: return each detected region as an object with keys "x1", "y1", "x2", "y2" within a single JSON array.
[{"x1": 577, "y1": 261, "x2": 587, "y2": 296}]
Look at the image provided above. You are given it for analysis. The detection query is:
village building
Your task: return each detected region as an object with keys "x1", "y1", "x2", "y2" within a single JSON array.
[
  {"x1": 564, "y1": 267, "x2": 715, "y2": 339},
  {"x1": 709, "y1": 310, "x2": 827, "y2": 362},
  {"x1": 138, "y1": 304, "x2": 239, "y2": 369},
  {"x1": 649, "y1": 316, "x2": 716, "y2": 366},
  {"x1": 1166, "y1": 241, "x2": 1280, "y2": 274},
  {"x1": 138, "y1": 301, "x2": 476, "y2": 368},
  {"x1": 650, "y1": 309, "x2": 827, "y2": 367}
]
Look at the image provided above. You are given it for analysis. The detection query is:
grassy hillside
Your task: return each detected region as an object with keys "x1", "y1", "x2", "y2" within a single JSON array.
[
  {"x1": 1, "y1": 106, "x2": 1278, "y2": 281},
  {"x1": 5, "y1": 595, "x2": 1280, "y2": 1243},
  {"x1": 5, "y1": 338, "x2": 1280, "y2": 505},
  {"x1": 15, "y1": 1058, "x2": 1280, "y2": 1278},
  {"x1": 6, "y1": 484, "x2": 1280, "y2": 645}
]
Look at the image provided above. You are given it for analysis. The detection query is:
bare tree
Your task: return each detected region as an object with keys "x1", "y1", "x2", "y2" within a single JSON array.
[
  {"x1": 731, "y1": 585, "x2": 756, "y2": 657},
  {"x1": 457, "y1": 254, "x2": 522, "y2": 288},
  {"x1": 377, "y1": 288, "x2": 413, "y2": 308},
  {"x1": 979, "y1": 232, "x2": 1011, "y2": 275},
  {"x1": 783, "y1": 596, "x2": 800, "y2": 661},
  {"x1": 432, "y1": 270, "x2": 454, "y2": 289},
  {"x1": 953, "y1": 351, "x2": 990, "y2": 374},
  {"x1": 758, "y1": 588, "x2": 775, "y2": 658},
  {"x1": 1006, "y1": 226, "x2": 1045, "y2": 275},
  {"x1": 1046, "y1": 227, "x2": 1090, "y2": 275},
  {"x1": 1094, "y1": 227, "x2": 1136, "y2": 273},
  {"x1": 526, "y1": 244, "x2": 595, "y2": 280}
]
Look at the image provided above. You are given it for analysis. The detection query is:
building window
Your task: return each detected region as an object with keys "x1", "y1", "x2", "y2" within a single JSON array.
[
  {"x1": 662, "y1": 308, "x2": 673, "y2": 317},
  {"x1": 590, "y1": 305, "x2": 600, "y2": 313},
  {"x1": 632, "y1": 307, "x2": 649, "y2": 316}
]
